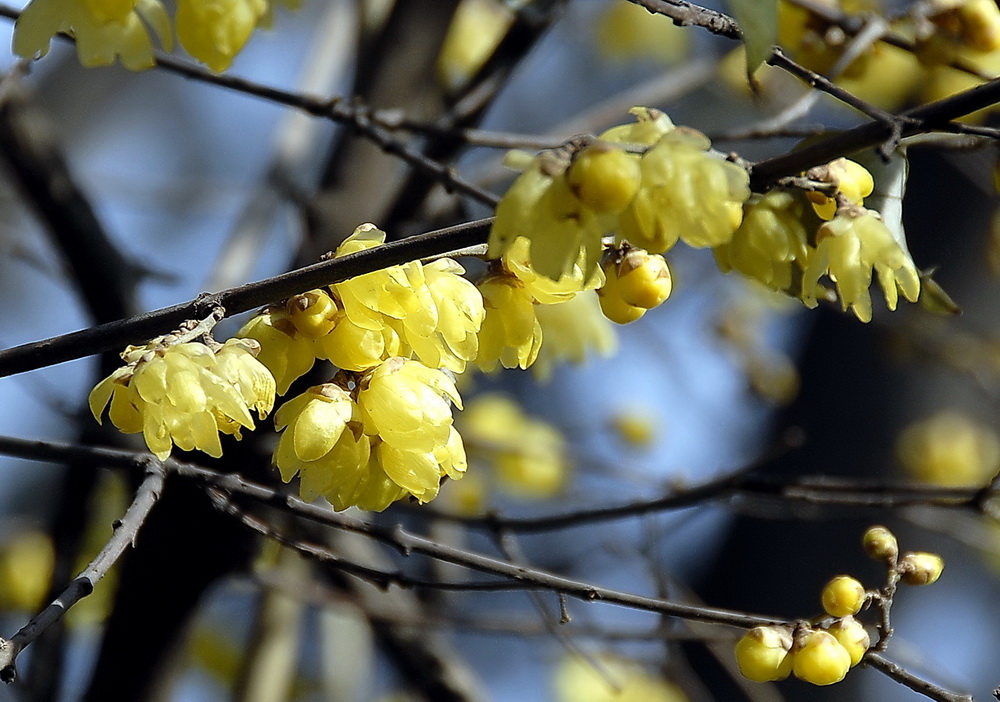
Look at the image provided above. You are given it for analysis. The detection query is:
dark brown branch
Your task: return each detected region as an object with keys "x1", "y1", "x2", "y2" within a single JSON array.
[
  {"x1": 0, "y1": 460, "x2": 165, "y2": 682},
  {"x1": 0, "y1": 218, "x2": 491, "y2": 378},
  {"x1": 865, "y1": 652, "x2": 974, "y2": 702}
]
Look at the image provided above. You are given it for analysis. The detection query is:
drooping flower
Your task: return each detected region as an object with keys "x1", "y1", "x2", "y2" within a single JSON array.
[
  {"x1": 475, "y1": 273, "x2": 542, "y2": 372},
  {"x1": 89, "y1": 337, "x2": 276, "y2": 459},
  {"x1": 13, "y1": 0, "x2": 172, "y2": 70},
  {"x1": 533, "y1": 293, "x2": 617, "y2": 381},
  {"x1": 801, "y1": 206, "x2": 920, "y2": 322},
  {"x1": 175, "y1": 0, "x2": 267, "y2": 72}
]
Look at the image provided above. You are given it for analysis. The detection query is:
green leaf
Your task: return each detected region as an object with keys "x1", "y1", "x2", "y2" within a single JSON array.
[{"x1": 726, "y1": 0, "x2": 778, "y2": 76}]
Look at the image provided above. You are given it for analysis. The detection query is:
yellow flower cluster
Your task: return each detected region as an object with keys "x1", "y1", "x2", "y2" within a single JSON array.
[
  {"x1": 715, "y1": 159, "x2": 920, "y2": 323},
  {"x1": 273, "y1": 359, "x2": 466, "y2": 511},
  {"x1": 488, "y1": 108, "x2": 750, "y2": 283},
  {"x1": 239, "y1": 224, "x2": 485, "y2": 392},
  {"x1": 13, "y1": 0, "x2": 296, "y2": 71},
  {"x1": 735, "y1": 526, "x2": 944, "y2": 686},
  {"x1": 235, "y1": 224, "x2": 483, "y2": 511},
  {"x1": 89, "y1": 337, "x2": 276, "y2": 460}
]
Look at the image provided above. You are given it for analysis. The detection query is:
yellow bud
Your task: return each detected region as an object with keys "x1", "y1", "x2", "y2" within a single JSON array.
[
  {"x1": 898, "y1": 552, "x2": 945, "y2": 585},
  {"x1": 793, "y1": 630, "x2": 852, "y2": 686},
  {"x1": 616, "y1": 249, "x2": 673, "y2": 309},
  {"x1": 596, "y1": 257, "x2": 649, "y2": 325},
  {"x1": 566, "y1": 144, "x2": 642, "y2": 214},
  {"x1": 287, "y1": 289, "x2": 339, "y2": 339},
  {"x1": 862, "y1": 525, "x2": 899, "y2": 564},
  {"x1": 827, "y1": 616, "x2": 870, "y2": 667},
  {"x1": 735, "y1": 626, "x2": 794, "y2": 682},
  {"x1": 821, "y1": 575, "x2": 866, "y2": 618}
]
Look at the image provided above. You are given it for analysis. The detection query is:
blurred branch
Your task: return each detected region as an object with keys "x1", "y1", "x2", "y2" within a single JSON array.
[
  {"x1": 0, "y1": 218, "x2": 490, "y2": 378},
  {"x1": 0, "y1": 460, "x2": 165, "y2": 683}
]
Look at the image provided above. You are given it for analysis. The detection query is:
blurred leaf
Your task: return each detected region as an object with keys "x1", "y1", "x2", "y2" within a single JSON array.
[
  {"x1": 919, "y1": 273, "x2": 962, "y2": 316},
  {"x1": 726, "y1": 0, "x2": 778, "y2": 76}
]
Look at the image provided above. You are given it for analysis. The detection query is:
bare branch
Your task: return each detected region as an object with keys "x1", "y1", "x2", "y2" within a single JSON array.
[{"x1": 0, "y1": 460, "x2": 165, "y2": 682}]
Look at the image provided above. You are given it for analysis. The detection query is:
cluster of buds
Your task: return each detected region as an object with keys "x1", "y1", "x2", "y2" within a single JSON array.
[
  {"x1": 735, "y1": 525, "x2": 944, "y2": 686},
  {"x1": 715, "y1": 157, "x2": 921, "y2": 323},
  {"x1": 488, "y1": 107, "x2": 750, "y2": 284}
]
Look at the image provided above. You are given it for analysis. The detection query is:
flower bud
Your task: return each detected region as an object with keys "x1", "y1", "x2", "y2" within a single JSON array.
[
  {"x1": 616, "y1": 249, "x2": 673, "y2": 309},
  {"x1": 862, "y1": 525, "x2": 899, "y2": 564},
  {"x1": 898, "y1": 551, "x2": 945, "y2": 585},
  {"x1": 793, "y1": 630, "x2": 852, "y2": 686},
  {"x1": 566, "y1": 144, "x2": 642, "y2": 214},
  {"x1": 827, "y1": 616, "x2": 870, "y2": 667},
  {"x1": 735, "y1": 626, "x2": 794, "y2": 682},
  {"x1": 287, "y1": 289, "x2": 339, "y2": 339},
  {"x1": 821, "y1": 575, "x2": 866, "y2": 618}
]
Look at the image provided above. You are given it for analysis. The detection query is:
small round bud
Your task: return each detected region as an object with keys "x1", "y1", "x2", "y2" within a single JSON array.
[
  {"x1": 735, "y1": 626, "x2": 794, "y2": 682},
  {"x1": 566, "y1": 144, "x2": 642, "y2": 214},
  {"x1": 597, "y1": 259, "x2": 647, "y2": 325},
  {"x1": 793, "y1": 630, "x2": 852, "y2": 686},
  {"x1": 821, "y1": 576, "x2": 866, "y2": 618},
  {"x1": 615, "y1": 249, "x2": 673, "y2": 309},
  {"x1": 287, "y1": 289, "x2": 339, "y2": 339},
  {"x1": 862, "y1": 525, "x2": 899, "y2": 564},
  {"x1": 898, "y1": 552, "x2": 945, "y2": 586},
  {"x1": 827, "y1": 616, "x2": 870, "y2": 667}
]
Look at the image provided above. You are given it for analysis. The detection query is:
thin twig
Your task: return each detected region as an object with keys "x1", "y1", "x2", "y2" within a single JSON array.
[
  {"x1": 865, "y1": 652, "x2": 975, "y2": 702},
  {"x1": 0, "y1": 460, "x2": 165, "y2": 682}
]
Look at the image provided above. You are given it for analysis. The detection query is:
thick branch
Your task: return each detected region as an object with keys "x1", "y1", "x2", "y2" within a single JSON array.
[{"x1": 0, "y1": 218, "x2": 490, "y2": 378}]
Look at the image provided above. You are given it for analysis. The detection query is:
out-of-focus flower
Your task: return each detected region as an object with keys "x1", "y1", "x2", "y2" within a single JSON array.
[
  {"x1": 553, "y1": 653, "x2": 688, "y2": 702},
  {"x1": 897, "y1": 410, "x2": 1000, "y2": 486},
  {"x1": 533, "y1": 293, "x2": 617, "y2": 381}
]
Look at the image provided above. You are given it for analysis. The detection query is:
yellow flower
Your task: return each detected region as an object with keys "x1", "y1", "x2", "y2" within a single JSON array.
[
  {"x1": 715, "y1": 190, "x2": 811, "y2": 293},
  {"x1": 436, "y1": 0, "x2": 514, "y2": 93},
  {"x1": 618, "y1": 127, "x2": 750, "y2": 253},
  {"x1": 735, "y1": 626, "x2": 795, "y2": 682},
  {"x1": 475, "y1": 273, "x2": 543, "y2": 372},
  {"x1": 357, "y1": 357, "x2": 462, "y2": 453},
  {"x1": 533, "y1": 293, "x2": 617, "y2": 381},
  {"x1": 14, "y1": 0, "x2": 172, "y2": 70},
  {"x1": 502, "y1": 237, "x2": 604, "y2": 305},
  {"x1": 89, "y1": 339, "x2": 275, "y2": 459},
  {"x1": 801, "y1": 207, "x2": 920, "y2": 322},
  {"x1": 176, "y1": 0, "x2": 267, "y2": 72},
  {"x1": 236, "y1": 307, "x2": 318, "y2": 395},
  {"x1": 393, "y1": 258, "x2": 485, "y2": 374},
  {"x1": 488, "y1": 157, "x2": 605, "y2": 282}
]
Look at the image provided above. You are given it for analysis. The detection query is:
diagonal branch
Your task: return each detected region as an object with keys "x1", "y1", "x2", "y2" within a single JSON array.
[
  {"x1": 0, "y1": 459, "x2": 166, "y2": 682},
  {"x1": 0, "y1": 218, "x2": 491, "y2": 378}
]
